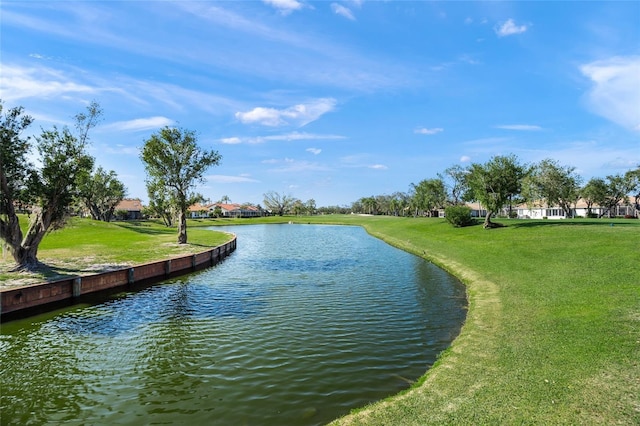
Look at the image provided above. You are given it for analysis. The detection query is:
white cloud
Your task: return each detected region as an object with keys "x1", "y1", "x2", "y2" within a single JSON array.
[
  {"x1": 368, "y1": 164, "x2": 388, "y2": 170},
  {"x1": 306, "y1": 148, "x2": 322, "y2": 155},
  {"x1": 460, "y1": 155, "x2": 471, "y2": 163},
  {"x1": 263, "y1": 0, "x2": 303, "y2": 15},
  {"x1": 494, "y1": 124, "x2": 542, "y2": 131},
  {"x1": 415, "y1": 127, "x2": 444, "y2": 135},
  {"x1": 580, "y1": 56, "x2": 640, "y2": 132},
  {"x1": 103, "y1": 116, "x2": 174, "y2": 132},
  {"x1": 235, "y1": 98, "x2": 337, "y2": 127},
  {"x1": 495, "y1": 19, "x2": 528, "y2": 37},
  {"x1": 219, "y1": 137, "x2": 242, "y2": 144},
  {"x1": 206, "y1": 174, "x2": 260, "y2": 183},
  {"x1": 331, "y1": 3, "x2": 355, "y2": 20}
]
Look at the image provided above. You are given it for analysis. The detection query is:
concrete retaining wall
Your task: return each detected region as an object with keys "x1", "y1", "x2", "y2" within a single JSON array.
[{"x1": 0, "y1": 237, "x2": 236, "y2": 321}]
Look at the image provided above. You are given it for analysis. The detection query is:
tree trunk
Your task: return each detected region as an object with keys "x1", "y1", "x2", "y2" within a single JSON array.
[
  {"x1": 177, "y1": 210, "x2": 187, "y2": 244},
  {"x1": 483, "y1": 211, "x2": 503, "y2": 229},
  {"x1": 11, "y1": 245, "x2": 40, "y2": 271},
  {"x1": 483, "y1": 211, "x2": 493, "y2": 228}
]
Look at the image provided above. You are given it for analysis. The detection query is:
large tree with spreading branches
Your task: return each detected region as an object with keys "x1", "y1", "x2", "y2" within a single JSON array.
[{"x1": 0, "y1": 101, "x2": 100, "y2": 270}]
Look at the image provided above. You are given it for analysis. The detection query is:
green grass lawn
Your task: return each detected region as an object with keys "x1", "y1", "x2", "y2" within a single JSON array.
[
  {"x1": 0, "y1": 217, "x2": 233, "y2": 286},
  {"x1": 216, "y1": 215, "x2": 639, "y2": 424},
  {"x1": 1, "y1": 215, "x2": 638, "y2": 423}
]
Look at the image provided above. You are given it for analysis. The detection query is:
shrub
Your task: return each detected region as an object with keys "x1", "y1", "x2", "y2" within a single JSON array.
[{"x1": 445, "y1": 206, "x2": 475, "y2": 227}]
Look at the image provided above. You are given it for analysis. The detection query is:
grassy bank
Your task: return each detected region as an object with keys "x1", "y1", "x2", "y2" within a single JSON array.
[
  {"x1": 2, "y1": 215, "x2": 638, "y2": 423},
  {"x1": 217, "y1": 215, "x2": 639, "y2": 424},
  {"x1": 0, "y1": 217, "x2": 233, "y2": 287}
]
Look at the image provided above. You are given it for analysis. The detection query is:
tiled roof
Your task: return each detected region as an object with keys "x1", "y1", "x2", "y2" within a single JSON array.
[{"x1": 116, "y1": 198, "x2": 143, "y2": 211}]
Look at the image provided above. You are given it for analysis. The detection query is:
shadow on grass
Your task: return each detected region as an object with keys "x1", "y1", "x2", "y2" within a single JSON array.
[
  {"x1": 112, "y1": 221, "x2": 174, "y2": 235},
  {"x1": 508, "y1": 219, "x2": 640, "y2": 228}
]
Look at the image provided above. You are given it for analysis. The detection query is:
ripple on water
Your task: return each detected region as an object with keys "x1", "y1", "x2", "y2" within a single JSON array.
[{"x1": 1, "y1": 224, "x2": 466, "y2": 426}]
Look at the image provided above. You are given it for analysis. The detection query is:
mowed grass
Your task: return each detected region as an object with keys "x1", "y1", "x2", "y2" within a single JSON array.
[
  {"x1": 217, "y1": 215, "x2": 639, "y2": 424},
  {"x1": 0, "y1": 216, "x2": 233, "y2": 286},
  {"x1": 1, "y1": 215, "x2": 638, "y2": 423}
]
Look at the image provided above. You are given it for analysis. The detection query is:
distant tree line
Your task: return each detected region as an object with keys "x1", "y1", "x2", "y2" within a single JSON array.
[{"x1": 348, "y1": 155, "x2": 640, "y2": 228}]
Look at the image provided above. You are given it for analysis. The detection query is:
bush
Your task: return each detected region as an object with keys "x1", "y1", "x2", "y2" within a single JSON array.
[{"x1": 445, "y1": 206, "x2": 475, "y2": 227}]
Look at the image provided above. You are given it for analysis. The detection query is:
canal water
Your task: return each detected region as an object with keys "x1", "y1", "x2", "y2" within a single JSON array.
[{"x1": 0, "y1": 224, "x2": 466, "y2": 425}]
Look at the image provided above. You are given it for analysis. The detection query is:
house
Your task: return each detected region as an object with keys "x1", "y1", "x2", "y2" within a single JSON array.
[
  {"x1": 437, "y1": 197, "x2": 639, "y2": 220},
  {"x1": 513, "y1": 197, "x2": 638, "y2": 219},
  {"x1": 188, "y1": 202, "x2": 263, "y2": 219},
  {"x1": 115, "y1": 198, "x2": 144, "y2": 220}
]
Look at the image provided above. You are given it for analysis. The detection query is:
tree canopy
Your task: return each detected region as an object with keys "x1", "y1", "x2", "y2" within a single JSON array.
[
  {"x1": 140, "y1": 126, "x2": 221, "y2": 244},
  {"x1": 77, "y1": 166, "x2": 126, "y2": 222},
  {"x1": 463, "y1": 155, "x2": 526, "y2": 228},
  {"x1": 523, "y1": 159, "x2": 582, "y2": 218},
  {"x1": 0, "y1": 101, "x2": 99, "y2": 269},
  {"x1": 263, "y1": 191, "x2": 296, "y2": 216}
]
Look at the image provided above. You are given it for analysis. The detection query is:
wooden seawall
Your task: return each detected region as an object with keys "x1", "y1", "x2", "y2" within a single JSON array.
[{"x1": 0, "y1": 237, "x2": 236, "y2": 322}]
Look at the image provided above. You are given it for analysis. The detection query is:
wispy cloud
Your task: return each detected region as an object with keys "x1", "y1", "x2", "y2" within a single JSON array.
[
  {"x1": 368, "y1": 164, "x2": 388, "y2": 170},
  {"x1": 580, "y1": 56, "x2": 640, "y2": 132},
  {"x1": 331, "y1": 3, "x2": 355, "y2": 20},
  {"x1": 102, "y1": 116, "x2": 174, "y2": 132},
  {"x1": 264, "y1": 158, "x2": 330, "y2": 173},
  {"x1": 460, "y1": 155, "x2": 472, "y2": 163},
  {"x1": 415, "y1": 127, "x2": 444, "y2": 135},
  {"x1": 206, "y1": 174, "x2": 260, "y2": 183},
  {"x1": 495, "y1": 19, "x2": 529, "y2": 37},
  {"x1": 219, "y1": 132, "x2": 345, "y2": 144},
  {"x1": 494, "y1": 124, "x2": 543, "y2": 131},
  {"x1": 0, "y1": 64, "x2": 98, "y2": 102},
  {"x1": 306, "y1": 148, "x2": 322, "y2": 155},
  {"x1": 235, "y1": 98, "x2": 338, "y2": 127},
  {"x1": 263, "y1": 0, "x2": 304, "y2": 15},
  {"x1": 102, "y1": 144, "x2": 139, "y2": 156}
]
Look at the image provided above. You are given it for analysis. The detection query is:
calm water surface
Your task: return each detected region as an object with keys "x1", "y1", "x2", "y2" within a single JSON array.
[{"x1": 1, "y1": 224, "x2": 466, "y2": 425}]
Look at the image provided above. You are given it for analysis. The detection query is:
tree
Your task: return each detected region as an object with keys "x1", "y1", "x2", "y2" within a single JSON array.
[
  {"x1": 581, "y1": 178, "x2": 608, "y2": 217},
  {"x1": 218, "y1": 195, "x2": 231, "y2": 204},
  {"x1": 525, "y1": 159, "x2": 582, "y2": 218},
  {"x1": 600, "y1": 173, "x2": 633, "y2": 218},
  {"x1": 145, "y1": 177, "x2": 175, "y2": 226},
  {"x1": 625, "y1": 166, "x2": 640, "y2": 211},
  {"x1": 263, "y1": 191, "x2": 296, "y2": 216},
  {"x1": 410, "y1": 178, "x2": 447, "y2": 217},
  {"x1": 463, "y1": 155, "x2": 526, "y2": 228},
  {"x1": 77, "y1": 166, "x2": 126, "y2": 222},
  {"x1": 305, "y1": 199, "x2": 316, "y2": 215},
  {"x1": 441, "y1": 165, "x2": 469, "y2": 205},
  {"x1": 360, "y1": 196, "x2": 377, "y2": 215},
  {"x1": 141, "y1": 126, "x2": 221, "y2": 244},
  {"x1": 0, "y1": 101, "x2": 98, "y2": 269}
]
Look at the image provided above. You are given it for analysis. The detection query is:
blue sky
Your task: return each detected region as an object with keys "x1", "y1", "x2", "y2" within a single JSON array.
[{"x1": 2, "y1": 1, "x2": 639, "y2": 207}]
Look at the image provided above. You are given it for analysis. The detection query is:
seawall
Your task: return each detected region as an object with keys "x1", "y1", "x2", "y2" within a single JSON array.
[{"x1": 0, "y1": 237, "x2": 236, "y2": 322}]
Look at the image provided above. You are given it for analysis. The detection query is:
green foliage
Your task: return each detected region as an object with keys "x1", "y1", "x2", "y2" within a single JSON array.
[
  {"x1": 444, "y1": 205, "x2": 474, "y2": 227},
  {"x1": 0, "y1": 101, "x2": 99, "y2": 268},
  {"x1": 77, "y1": 166, "x2": 126, "y2": 222},
  {"x1": 141, "y1": 126, "x2": 221, "y2": 242},
  {"x1": 524, "y1": 158, "x2": 582, "y2": 217},
  {"x1": 411, "y1": 178, "x2": 447, "y2": 216},
  {"x1": 463, "y1": 154, "x2": 526, "y2": 227}
]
